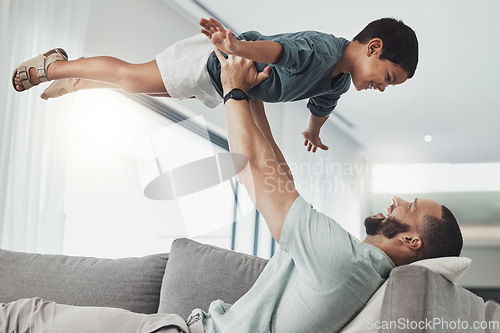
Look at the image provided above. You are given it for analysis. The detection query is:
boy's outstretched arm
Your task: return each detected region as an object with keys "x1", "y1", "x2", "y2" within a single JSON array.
[
  {"x1": 215, "y1": 50, "x2": 298, "y2": 243},
  {"x1": 200, "y1": 18, "x2": 283, "y2": 65},
  {"x1": 302, "y1": 114, "x2": 330, "y2": 153}
]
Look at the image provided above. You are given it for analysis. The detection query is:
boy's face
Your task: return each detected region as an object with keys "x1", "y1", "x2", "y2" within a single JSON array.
[{"x1": 351, "y1": 38, "x2": 409, "y2": 92}]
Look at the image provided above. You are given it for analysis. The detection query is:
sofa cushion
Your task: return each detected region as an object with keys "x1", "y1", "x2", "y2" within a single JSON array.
[
  {"x1": 158, "y1": 238, "x2": 268, "y2": 318},
  {"x1": 0, "y1": 248, "x2": 168, "y2": 314}
]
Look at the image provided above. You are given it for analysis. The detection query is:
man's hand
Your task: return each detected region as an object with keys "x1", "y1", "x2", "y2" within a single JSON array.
[
  {"x1": 302, "y1": 130, "x2": 329, "y2": 153},
  {"x1": 213, "y1": 48, "x2": 271, "y2": 95},
  {"x1": 200, "y1": 18, "x2": 240, "y2": 55}
]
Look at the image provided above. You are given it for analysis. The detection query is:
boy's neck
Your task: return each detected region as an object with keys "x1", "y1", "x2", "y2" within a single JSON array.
[{"x1": 331, "y1": 41, "x2": 361, "y2": 78}]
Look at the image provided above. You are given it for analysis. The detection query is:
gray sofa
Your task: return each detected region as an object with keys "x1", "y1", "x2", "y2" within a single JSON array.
[{"x1": 0, "y1": 238, "x2": 498, "y2": 333}]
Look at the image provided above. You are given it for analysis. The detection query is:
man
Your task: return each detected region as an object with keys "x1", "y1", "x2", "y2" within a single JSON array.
[
  {"x1": 203, "y1": 51, "x2": 463, "y2": 332},
  {"x1": 0, "y1": 53, "x2": 462, "y2": 333}
]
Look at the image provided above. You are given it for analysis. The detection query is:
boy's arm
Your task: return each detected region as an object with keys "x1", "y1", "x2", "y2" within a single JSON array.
[
  {"x1": 216, "y1": 50, "x2": 298, "y2": 243},
  {"x1": 302, "y1": 114, "x2": 330, "y2": 153},
  {"x1": 200, "y1": 18, "x2": 283, "y2": 64}
]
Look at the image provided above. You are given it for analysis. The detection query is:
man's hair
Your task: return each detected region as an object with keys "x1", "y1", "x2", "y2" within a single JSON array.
[
  {"x1": 353, "y1": 18, "x2": 419, "y2": 79},
  {"x1": 417, "y1": 205, "x2": 463, "y2": 260}
]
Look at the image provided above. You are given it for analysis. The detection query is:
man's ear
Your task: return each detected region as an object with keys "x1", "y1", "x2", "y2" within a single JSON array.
[
  {"x1": 366, "y1": 38, "x2": 384, "y2": 57},
  {"x1": 399, "y1": 235, "x2": 422, "y2": 251}
]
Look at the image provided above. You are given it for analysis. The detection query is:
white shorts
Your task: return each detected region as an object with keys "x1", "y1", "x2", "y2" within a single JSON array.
[{"x1": 155, "y1": 34, "x2": 222, "y2": 109}]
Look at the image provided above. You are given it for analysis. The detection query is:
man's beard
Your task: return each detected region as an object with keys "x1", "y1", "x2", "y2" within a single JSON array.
[{"x1": 364, "y1": 216, "x2": 411, "y2": 239}]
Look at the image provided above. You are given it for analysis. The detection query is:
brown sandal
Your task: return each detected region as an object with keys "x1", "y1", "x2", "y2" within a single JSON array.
[{"x1": 12, "y1": 48, "x2": 68, "y2": 92}]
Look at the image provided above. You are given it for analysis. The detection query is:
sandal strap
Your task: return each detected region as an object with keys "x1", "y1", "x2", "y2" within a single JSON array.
[
  {"x1": 38, "y1": 49, "x2": 68, "y2": 83},
  {"x1": 18, "y1": 65, "x2": 34, "y2": 90},
  {"x1": 35, "y1": 54, "x2": 49, "y2": 82}
]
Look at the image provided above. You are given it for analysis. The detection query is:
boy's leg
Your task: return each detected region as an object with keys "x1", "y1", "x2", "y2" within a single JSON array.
[
  {"x1": 40, "y1": 79, "x2": 120, "y2": 100},
  {"x1": 41, "y1": 79, "x2": 173, "y2": 100},
  {"x1": 0, "y1": 297, "x2": 188, "y2": 333},
  {"x1": 14, "y1": 56, "x2": 169, "y2": 95},
  {"x1": 50, "y1": 58, "x2": 168, "y2": 94}
]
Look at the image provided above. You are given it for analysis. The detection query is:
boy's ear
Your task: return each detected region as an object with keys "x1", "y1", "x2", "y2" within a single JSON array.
[{"x1": 366, "y1": 38, "x2": 384, "y2": 57}]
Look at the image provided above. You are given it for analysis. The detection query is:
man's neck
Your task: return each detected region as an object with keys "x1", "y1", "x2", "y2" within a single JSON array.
[{"x1": 363, "y1": 236, "x2": 403, "y2": 266}]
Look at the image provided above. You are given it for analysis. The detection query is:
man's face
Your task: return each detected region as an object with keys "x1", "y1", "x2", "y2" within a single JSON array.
[
  {"x1": 364, "y1": 196, "x2": 443, "y2": 238},
  {"x1": 350, "y1": 39, "x2": 409, "y2": 92}
]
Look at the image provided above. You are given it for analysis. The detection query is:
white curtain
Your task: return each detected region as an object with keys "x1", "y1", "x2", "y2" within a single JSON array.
[{"x1": 0, "y1": 0, "x2": 91, "y2": 253}]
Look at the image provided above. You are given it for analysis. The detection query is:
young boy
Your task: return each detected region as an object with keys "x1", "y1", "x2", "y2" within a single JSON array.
[{"x1": 12, "y1": 17, "x2": 418, "y2": 152}]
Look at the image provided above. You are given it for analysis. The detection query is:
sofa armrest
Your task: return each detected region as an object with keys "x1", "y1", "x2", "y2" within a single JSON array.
[
  {"x1": 380, "y1": 265, "x2": 485, "y2": 333},
  {"x1": 485, "y1": 300, "x2": 500, "y2": 333}
]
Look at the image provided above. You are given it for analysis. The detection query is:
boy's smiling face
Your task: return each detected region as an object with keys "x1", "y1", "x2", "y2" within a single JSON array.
[{"x1": 350, "y1": 38, "x2": 409, "y2": 92}]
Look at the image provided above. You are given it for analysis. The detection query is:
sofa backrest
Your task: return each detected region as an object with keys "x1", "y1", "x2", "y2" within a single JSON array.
[{"x1": 0, "y1": 248, "x2": 168, "y2": 314}]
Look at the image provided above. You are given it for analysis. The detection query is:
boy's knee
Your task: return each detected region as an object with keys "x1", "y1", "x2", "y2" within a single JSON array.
[{"x1": 116, "y1": 65, "x2": 141, "y2": 93}]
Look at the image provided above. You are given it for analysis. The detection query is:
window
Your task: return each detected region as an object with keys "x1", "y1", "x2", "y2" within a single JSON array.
[{"x1": 63, "y1": 90, "x2": 242, "y2": 258}]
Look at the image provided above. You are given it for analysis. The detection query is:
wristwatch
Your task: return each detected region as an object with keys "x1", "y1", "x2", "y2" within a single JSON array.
[{"x1": 223, "y1": 89, "x2": 249, "y2": 104}]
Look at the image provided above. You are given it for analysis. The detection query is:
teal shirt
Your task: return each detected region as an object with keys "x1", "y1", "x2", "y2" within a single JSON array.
[
  {"x1": 206, "y1": 31, "x2": 351, "y2": 117},
  {"x1": 196, "y1": 196, "x2": 395, "y2": 333}
]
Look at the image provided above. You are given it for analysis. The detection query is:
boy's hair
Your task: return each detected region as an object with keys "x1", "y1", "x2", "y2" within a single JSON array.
[{"x1": 353, "y1": 18, "x2": 419, "y2": 78}]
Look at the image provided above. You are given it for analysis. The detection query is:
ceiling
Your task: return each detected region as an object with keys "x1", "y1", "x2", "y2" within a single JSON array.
[{"x1": 172, "y1": 0, "x2": 500, "y2": 164}]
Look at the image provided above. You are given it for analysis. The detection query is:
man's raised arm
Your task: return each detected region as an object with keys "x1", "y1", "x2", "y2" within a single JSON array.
[
  {"x1": 248, "y1": 99, "x2": 294, "y2": 185},
  {"x1": 216, "y1": 50, "x2": 299, "y2": 243}
]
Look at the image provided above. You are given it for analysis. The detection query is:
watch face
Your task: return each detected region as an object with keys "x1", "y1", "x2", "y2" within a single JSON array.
[
  {"x1": 224, "y1": 89, "x2": 249, "y2": 103},
  {"x1": 231, "y1": 89, "x2": 246, "y2": 99}
]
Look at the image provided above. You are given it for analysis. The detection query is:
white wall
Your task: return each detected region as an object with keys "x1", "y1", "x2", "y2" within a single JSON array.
[
  {"x1": 279, "y1": 101, "x2": 369, "y2": 238},
  {"x1": 458, "y1": 246, "x2": 500, "y2": 288},
  {"x1": 85, "y1": 0, "x2": 197, "y2": 62}
]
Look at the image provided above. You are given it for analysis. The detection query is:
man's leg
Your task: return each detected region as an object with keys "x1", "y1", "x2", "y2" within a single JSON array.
[{"x1": 0, "y1": 298, "x2": 188, "y2": 333}]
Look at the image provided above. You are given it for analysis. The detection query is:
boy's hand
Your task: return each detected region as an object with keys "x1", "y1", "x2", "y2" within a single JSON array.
[
  {"x1": 200, "y1": 18, "x2": 239, "y2": 55},
  {"x1": 302, "y1": 130, "x2": 329, "y2": 153},
  {"x1": 302, "y1": 114, "x2": 330, "y2": 153}
]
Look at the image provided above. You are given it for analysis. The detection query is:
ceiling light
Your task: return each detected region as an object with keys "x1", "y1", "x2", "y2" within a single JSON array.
[{"x1": 424, "y1": 135, "x2": 433, "y2": 142}]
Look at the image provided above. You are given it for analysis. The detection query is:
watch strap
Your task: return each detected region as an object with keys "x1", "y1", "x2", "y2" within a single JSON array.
[{"x1": 223, "y1": 88, "x2": 249, "y2": 104}]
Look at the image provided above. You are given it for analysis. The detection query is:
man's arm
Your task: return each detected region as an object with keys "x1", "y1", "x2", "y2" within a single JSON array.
[
  {"x1": 249, "y1": 99, "x2": 294, "y2": 184},
  {"x1": 216, "y1": 50, "x2": 298, "y2": 243},
  {"x1": 200, "y1": 18, "x2": 283, "y2": 64}
]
